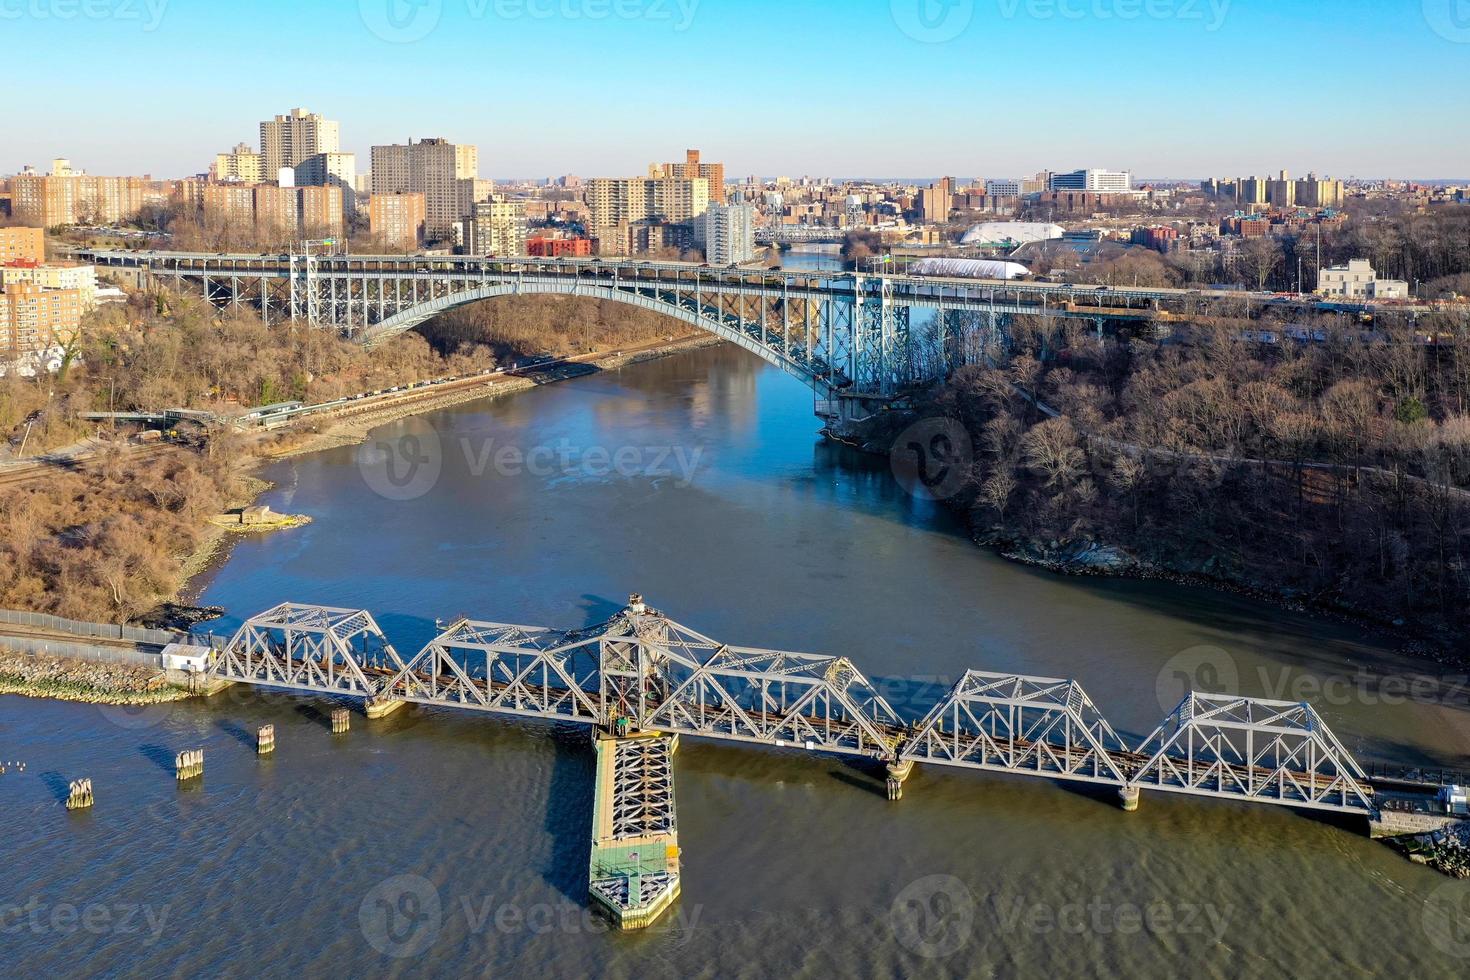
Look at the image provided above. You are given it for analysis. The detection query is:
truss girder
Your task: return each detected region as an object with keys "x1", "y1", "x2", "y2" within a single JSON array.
[
  {"x1": 205, "y1": 600, "x2": 1377, "y2": 815},
  {"x1": 901, "y1": 671, "x2": 1131, "y2": 785},
  {"x1": 1131, "y1": 694, "x2": 1373, "y2": 812},
  {"x1": 209, "y1": 602, "x2": 404, "y2": 696}
]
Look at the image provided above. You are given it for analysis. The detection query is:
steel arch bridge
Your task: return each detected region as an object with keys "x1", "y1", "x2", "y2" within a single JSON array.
[
  {"x1": 205, "y1": 594, "x2": 1378, "y2": 818},
  {"x1": 75, "y1": 248, "x2": 1244, "y2": 418}
]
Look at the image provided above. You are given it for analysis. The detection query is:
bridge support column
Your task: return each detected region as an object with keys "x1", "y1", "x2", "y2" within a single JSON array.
[
  {"x1": 365, "y1": 696, "x2": 405, "y2": 719},
  {"x1": 886, "y1": 760, "x2": 914, "y2": 801},
  {"x1": 1118, "y1": 785, "x2": 1140, "y2": 812}
]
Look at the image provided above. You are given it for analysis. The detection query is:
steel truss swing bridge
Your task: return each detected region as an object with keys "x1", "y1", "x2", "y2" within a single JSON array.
[
  {"x1": 206, "y1": 595, "x2": 1376, "y2": 817},
  {"x1": 76, "y1": 248, "x2": 1399, "y2": 420}
]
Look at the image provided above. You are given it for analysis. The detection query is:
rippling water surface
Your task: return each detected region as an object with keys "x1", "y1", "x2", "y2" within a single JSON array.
[{"x1": 5, "y1": 345, "x2": 1469, "y2": 977}]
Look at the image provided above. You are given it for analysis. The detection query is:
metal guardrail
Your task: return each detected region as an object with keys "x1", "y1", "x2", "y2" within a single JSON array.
[{"x1": 0, "y1": 608, "x2": 182, "y2": 647}]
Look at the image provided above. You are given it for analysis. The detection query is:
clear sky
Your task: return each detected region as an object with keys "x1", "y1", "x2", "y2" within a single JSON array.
[{"x1": 2, "y1": 0, "x2": 1466, "y2": 180}]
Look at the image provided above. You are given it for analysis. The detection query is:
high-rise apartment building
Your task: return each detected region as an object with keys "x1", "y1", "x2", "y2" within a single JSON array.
[
  {"x1": 295, "y1": 152, "x2": 358, "y2": 214},
  {"x1": 1294, "y1": 174, "x2": 1344, "y2": 209},
  {"x1": 1266, "y1": 170, "x2": 1295, "y2": 208},
  {"x1": 696, "y1": 203, "x2": 756, "y2": 265},
  {"x1": 369, "y1": 192, "x2": 427, "y2": 250},
  {"x1": 260, "y1": 108, "x2": 341, "y2": 177},
  {"x1": 210, "y1": 143, "x2": 264, "y2": 183},
  {"x1": 923, "y1": 177, "x2": 954, "y2": 223},
  {"x1": 461, "y1": 197, "x2": 527, "y2": 256},
  {"x1": 179, "y1": 180, "x2": 343, "y2": 238},
  {"x1": 0, "y1": 281, "x2": 81, "y2": 358},
  {"x1": 1237, "y1": 177, "x2": 1268, "y2": 206},
  {"x1": 0, "y1": 227, "x2": 45, "y2": 264},
  {"x1": 0, "y1": 261, "x2": 98, "y2": 308},
  {"x1": 587, "y1": 176, "x2": 710, "y2": 230},
  {"x1": 11, "y1": 165, "x2": 148, "y2": 226},
  {"x1": 371, "y1": 138, "x2": 482, "y2": 240},
  {"x1": 649, "y1": 150, "x2": 726, "y2": 205}
]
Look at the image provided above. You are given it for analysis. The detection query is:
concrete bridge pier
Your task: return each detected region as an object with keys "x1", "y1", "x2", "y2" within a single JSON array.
[
  {"x1": 887, "y1": 760, "x2": 915, "y2": 801},
  {"x1": 1118, "y1": 785, "x2": 1141, "y2": 812}
]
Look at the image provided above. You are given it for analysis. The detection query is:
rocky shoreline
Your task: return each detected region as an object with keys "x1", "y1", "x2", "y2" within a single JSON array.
[
  {"x1": 0, "y1": 650, "x2": 191, "y2": 706},
  {"x1": 1391, "y1": 823, "x2": 1470, "y2": 879}
]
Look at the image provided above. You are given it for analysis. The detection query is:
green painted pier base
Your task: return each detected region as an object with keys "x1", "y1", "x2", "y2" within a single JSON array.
[{"x1": 588, "y1": 730, "x2": 682, "y2": 930}]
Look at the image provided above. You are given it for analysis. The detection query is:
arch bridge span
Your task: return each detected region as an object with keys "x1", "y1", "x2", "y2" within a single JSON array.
[
  {"x1": 77, "y1": 248, "x2": 1393, "y2": 418},
  {"x1": 73, "y1": 249, "x2": 1170, "y2": 416}
]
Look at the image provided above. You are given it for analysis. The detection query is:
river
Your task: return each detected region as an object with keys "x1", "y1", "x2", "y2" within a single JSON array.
[{"x1": 4, "y1": 342, "x2": 1469, "y2": 976}]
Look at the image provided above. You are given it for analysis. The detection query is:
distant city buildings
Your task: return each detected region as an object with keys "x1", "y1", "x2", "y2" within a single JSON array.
[
  {"x1": 461, "y1": 196, "x2": 527, "y2": 256},
  {"x1": 371, "y1": 138, "x2": 485, "y2": 241},
  {"x1": 10, "y1": 160, "x2": 153, "y2": 226},
  {"x1": 260, "y1": 108, "x2": 340, "y2": 179},
  {"x1": 210, "y1": 143, "x2": 264, "y2": 184},
  {"x1": 1203, "y1": 172, "x2": 1343, "y2": 209},
  {"x1": 368, "y1": 192, "x2": 426, "y2": 250},
  {"x1": 294, "y1": 152, "x2": 358, "y2": 215},
  {"x1": 696, "y1": 203, "x2": 756, "y2": 265},
  {"x1": 173, "y1": 180, "x2": 344, "y2": 237},
  {"x1": 1049, "y1": 169, "x2": 1133, "y2": 193},
  {"x1": 922, "y1": 177, "x2": 954, "y2": 224},
  {"x1": 527, "y1": 235, "x2": 593, "y2": 257},
  {"x1": 649, "y1": 150, "x2": 725, "y2": 205},
  {"x1": 586, "y1": 174, "x2": 710, "y2": 255}
]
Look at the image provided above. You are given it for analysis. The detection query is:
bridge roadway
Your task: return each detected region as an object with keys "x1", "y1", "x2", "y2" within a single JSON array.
[{"x1": 207, "y1": 594, "x2": 1383, "y2": 817}]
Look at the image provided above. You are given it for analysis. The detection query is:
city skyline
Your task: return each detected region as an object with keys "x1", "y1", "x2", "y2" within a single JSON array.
[{"x1": 2, "y1": 0, "x2": 1468, "y2": 179}]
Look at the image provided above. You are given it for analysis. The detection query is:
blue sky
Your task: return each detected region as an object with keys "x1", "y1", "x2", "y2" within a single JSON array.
[{"x1": 1, "y1": 0, "x2": 1466, "y2": 180}]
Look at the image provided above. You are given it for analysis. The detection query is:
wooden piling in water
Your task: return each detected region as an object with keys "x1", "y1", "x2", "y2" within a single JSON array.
[
  {"x1": 175, "y1": 748, "x2": 204, "y2": 781},
  {"x1": 331, "y1": 709, "x2": 350, "y2": 735},
  {"x1": 257, "y1": 725, "x2": 275, "y2": 755},
  {"x1": 66, "y1": 778, "x2": 94, "y2": 810}
]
